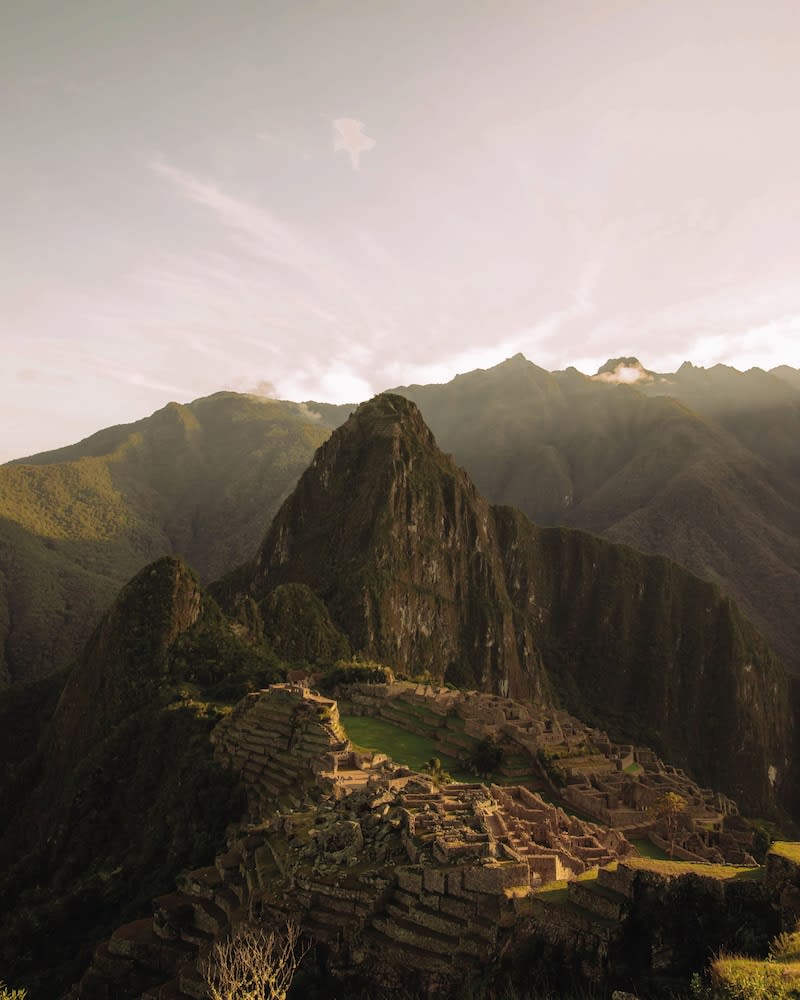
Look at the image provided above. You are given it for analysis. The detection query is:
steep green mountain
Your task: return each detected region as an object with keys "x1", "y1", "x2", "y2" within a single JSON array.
[
  {"x1": 2, "y1": 394, "x2": 795, "y2": 997},
  {"x1": 242, "y1": 393, "x2": 546, "y2": 700},
  {"x1": 0, "y1": 557, "x2": 279, "y2": 996},
  {"x1": 627, "y1": 358, "x2": 800, "y2": 476},
  {"x1": 0, "y1": 393, "x2": 330, "y2": 686},
  {"x1": 341, "y1": 356, "x2": 800, "y2": 676},
  {"x1": 236, "y1": 394, "x2": 794, "y2": 816}
]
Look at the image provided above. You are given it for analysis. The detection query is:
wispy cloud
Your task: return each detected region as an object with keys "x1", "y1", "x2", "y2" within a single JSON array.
[{"x1": 332, "y1": 118, "x2": 376, "y2": 170}]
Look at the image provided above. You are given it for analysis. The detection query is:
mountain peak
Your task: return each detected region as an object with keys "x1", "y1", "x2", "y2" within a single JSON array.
[
  {"x1": 47, "y1": 556, "x2": 205, "y2": 770},
  {"x1": 594, "y1": 357, "x2": 654, "y2": 385},
  {"x1": 248, "y1": 395, "x2": 543, "y2": 697}
]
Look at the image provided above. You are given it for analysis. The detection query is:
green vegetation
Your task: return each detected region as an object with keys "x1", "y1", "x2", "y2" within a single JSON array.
[
  {"x1": 260, "y1": 584, "x2": 350, "y2": 664},
  {"x1": 632, "y1": 837, "x2": 671, "y2": 861},
  {"x1": 771, "y1": 842, "x2": 800, "y2": 864},
  {"x1": 0, "y1": 393, "x2": 330, "y2": 685},
  {"x1": 623, "y1": 857, "x2": 763, "y2": 881},
  {"x1": 341, "y1": 714, "x2": 473, "y2": 780},
  {"x1": 707, "y1": 956, "x2": 800, "y2": 999},
  {"x1": 650, "y1": 790, "x2": 689, "y2": 857},
  {"x1": 690, "y1": 925, "x2": 800, "y2": 998},
  {"x1": 0, "y1": 689, "x2": 245, "y2": 996},
  {"x1": 320, "y1": 658, "x2": 393, "y2": 692},
  {"x1": 0, "y1": 556, "x2": 292, "y2": 997},
  {"x1": 464, "y1": 737, "x2": 505, "y2": 778}
]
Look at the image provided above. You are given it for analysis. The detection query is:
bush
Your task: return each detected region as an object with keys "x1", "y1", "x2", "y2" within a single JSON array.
[{"x1": 0, "y1": 983, "x2": 26, "y2": 1000}]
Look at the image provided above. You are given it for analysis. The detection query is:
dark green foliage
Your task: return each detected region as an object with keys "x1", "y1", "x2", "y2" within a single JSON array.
[
  {"x1": 260, "y1": 584, "x2": 350, "y2": 664},
  {"x1": 320, "y1": 659, "x2": 392, "y2": 692},
  {"x1": 465, "y1": 737, "x2": 505, "y2": 777},
  {"x1": 0, "y1": 694, "x2": 244, "y2": 998},
  {"x1": 167, "y1": 597, "x2": 283, "y2": 691},
  {"x1": 0, "y1": 671, "x2": 65, "y2": 770},
  {"x1": 0, "y1": 556, "x2": 287, "y2": 998}
]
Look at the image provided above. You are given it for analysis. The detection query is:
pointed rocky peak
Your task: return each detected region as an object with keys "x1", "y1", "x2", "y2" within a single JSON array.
[
  {"x1": 593, "y1": 357, "x2": 655, "y2": 385},
  {"x1": 476, "y1": 352, "x2": 553, "y2": 384},
  {"x1": 48, "y1": 556, "x2": 205, "y2": 768},
  {"x1": 247, "y1": 394, "x2": 544, "y2": 698},
  {"x1": 338, "y1": 392, "x2": 437, "y2": 445}
]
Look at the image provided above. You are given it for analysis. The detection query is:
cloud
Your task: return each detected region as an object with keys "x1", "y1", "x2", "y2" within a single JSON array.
[
  {"x1": 332, "y1": 118, "x2": 376, "y2": 170},
  {"x1": 149, "y1": 157, "x2": 321, "y2": 281},
  {"x1": 592, "y1": 360, "x2": 655, "y2": 385}
]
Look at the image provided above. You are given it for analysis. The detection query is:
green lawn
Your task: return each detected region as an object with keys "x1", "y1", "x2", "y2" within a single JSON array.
[
  {"x1": 631, "y1": 837, "x2": 670, "y2": 860},
  {"x1": 341, "y1": 714, "x2": 474, "y2": 781},
  {"x1": 623, "y1": 856, "x2": 763, "y2": 881}
]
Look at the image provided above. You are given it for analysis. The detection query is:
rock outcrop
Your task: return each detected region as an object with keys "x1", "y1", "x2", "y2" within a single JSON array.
[{"x1": 249, "y1": 393, "x2": 546, "y2": 700}]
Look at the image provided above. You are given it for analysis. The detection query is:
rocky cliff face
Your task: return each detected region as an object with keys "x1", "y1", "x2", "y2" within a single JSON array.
[
  {"x1": 496, "y1": 510, "x2": 793, "y2": 814},
  {"x1": 245, "y1": 394, "x2": 795, "y2": 815},
  {"x1": 250, "y1": 394, "x2": 546, "y2": 700}
]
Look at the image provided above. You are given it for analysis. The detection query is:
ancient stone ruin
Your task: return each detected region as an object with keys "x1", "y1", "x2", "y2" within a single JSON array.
[{"x1": 69, "y1": 683, "x2": 762, "y2": 998}]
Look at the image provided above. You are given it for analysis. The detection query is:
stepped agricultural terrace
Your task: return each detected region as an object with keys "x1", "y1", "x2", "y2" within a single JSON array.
[{"x1": 69, "y1": 684, "x2": 769, "y2": 998}]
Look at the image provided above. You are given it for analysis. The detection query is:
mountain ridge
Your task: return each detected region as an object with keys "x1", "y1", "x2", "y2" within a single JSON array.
[
  {"x1": 232, "y1": 392, "x2": 794, "y2": 815},
  {"x1": 0, "y1": 393, "x2": 330, "y2": 685}
]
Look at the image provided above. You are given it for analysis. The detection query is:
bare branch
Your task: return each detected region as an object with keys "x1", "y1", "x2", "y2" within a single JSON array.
[{"x1": 202, "y1": 921, "x2": 309, "y2": 1000}]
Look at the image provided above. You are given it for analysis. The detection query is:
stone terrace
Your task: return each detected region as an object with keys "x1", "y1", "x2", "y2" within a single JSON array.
[{"x1": 67, "y1": 684, "x2": 749, "y2": 999}]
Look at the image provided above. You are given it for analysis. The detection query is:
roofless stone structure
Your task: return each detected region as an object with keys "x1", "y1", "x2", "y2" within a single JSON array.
[{"x1": 67, "y1": 684, "x2": 761, "y2": 997}]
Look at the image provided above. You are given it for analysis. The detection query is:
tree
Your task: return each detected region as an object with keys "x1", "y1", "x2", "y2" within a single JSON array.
[
  {"x1": 465, "y1": 738, "x2": 504, "y2": 778},
  {"x1": 651, "y1": 791, "x2": 688, "y2": 857},
  {"x1": 424, "y1": 757, "x2": 452, "y2": 785},
  {"x1": 202, "y1": 922, "x2": 308, "y2": 1000}
]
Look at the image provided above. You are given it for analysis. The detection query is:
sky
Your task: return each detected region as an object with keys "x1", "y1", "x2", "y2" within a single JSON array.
[{"x1": 3, "y1": 0, "x2": 800, "y2": 461}]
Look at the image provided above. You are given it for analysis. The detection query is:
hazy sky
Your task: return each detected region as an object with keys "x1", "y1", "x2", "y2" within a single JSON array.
[{"x1": 4, "y1": 0, "x2": 800, "y2": 460}]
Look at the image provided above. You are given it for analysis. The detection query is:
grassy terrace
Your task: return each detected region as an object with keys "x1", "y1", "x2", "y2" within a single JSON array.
[
  {"x1": 631, "y1": 837, "x2": 670, "y2": 860},
  {"x1": 713, "y1": 952, "x2": 800, "y2": 999},
  {"x1": 536, "y1": 866, "x2": 603, "y2": 901},
  {"x1": 342, "y1": 712, "x2": 545, "y2": 787},
  {"x1": 341, "y1": 714, "x2": 474, "y2": 781},
  {"x1": 538, "y1": 857, "x2": 763, "y2": 901},
  {"x1": 771, "y1": 841, "x2": 800, "y2": 863},
  {"x1": 622, "y1": 856, "x2": 763, "y2": 881}
]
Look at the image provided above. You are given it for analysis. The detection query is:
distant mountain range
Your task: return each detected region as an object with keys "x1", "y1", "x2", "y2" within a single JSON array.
[
  {"x1": 2, "y1": 392, "x2": 794, "y2": 995},
  {"x1": 229, "y1": 393, "x2": 793, "y2": 815},
  {"x1": 0, "y1": 393, "x2": 328, "y2": 684},
  {"x1": 385, "y1": 356, "x2": 800, "y2": 676},
  {"x1": 1, "y1": 356, "x2": 799, "y2": 687},
  {"x1": 0, "y1": 376, "x2": 800, "y2": 996}
]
